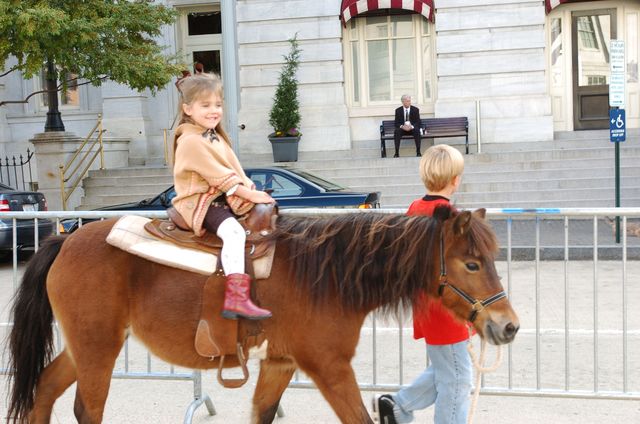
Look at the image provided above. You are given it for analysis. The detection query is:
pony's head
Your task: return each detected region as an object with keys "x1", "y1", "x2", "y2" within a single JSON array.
[{"x1": 433, "y1": 206, "x2": 519, "y2": 345}]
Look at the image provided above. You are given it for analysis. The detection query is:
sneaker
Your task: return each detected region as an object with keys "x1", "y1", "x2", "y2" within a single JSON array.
[{"x1": 373, "y1": 394, "x2": 397, "y2": 424}]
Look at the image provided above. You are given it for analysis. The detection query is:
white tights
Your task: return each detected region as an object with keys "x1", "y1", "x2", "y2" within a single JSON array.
[{"x1": 216, "y1": 217, "x2": 246, "y2": 275}]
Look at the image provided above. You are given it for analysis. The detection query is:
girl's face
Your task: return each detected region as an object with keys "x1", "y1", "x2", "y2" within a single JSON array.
[{"x1": 182, "y1": 91, "x2": 223, "y2": 130}]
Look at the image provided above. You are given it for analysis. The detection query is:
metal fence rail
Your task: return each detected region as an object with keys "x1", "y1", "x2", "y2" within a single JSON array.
[{"x1": 0, "y1": 208, "x2": 638, "y2": 418}]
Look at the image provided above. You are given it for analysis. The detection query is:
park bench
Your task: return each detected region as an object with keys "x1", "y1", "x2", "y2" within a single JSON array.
[{"x1": 379, "y1": 117, "x2": 469, "y2": 158}]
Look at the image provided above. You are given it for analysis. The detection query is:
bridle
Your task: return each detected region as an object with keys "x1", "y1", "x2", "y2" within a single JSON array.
[{"x1": 437, "y1": 232, "x2": 506, "y2": 322}]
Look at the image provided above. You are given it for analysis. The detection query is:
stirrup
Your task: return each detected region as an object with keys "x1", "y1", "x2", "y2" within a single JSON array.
[{"x1": 217, "y1": 342, "x2": 249, "y2": 388}]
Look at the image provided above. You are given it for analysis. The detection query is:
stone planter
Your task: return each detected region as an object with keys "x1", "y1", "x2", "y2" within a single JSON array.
[{"x1": 268, "y1": 135, "x2": 300, "y2": 162}]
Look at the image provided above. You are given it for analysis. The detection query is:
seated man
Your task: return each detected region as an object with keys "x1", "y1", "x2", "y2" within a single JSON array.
[{"x1": 393, "y1": 94, "x2": 422, "y2": 158}]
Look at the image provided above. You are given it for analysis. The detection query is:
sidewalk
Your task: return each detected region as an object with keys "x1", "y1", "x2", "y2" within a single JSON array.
[
  {"x1": 2, "y1": 368, "x2": 638, "y2": 423},
  {"x1": 1, "y1": 256, "x2": 639, "y2": 423}
]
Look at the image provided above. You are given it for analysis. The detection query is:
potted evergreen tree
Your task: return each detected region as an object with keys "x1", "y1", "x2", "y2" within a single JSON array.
[{"x1": 268, "y1": 35, "x2": 302, "y2": 162}]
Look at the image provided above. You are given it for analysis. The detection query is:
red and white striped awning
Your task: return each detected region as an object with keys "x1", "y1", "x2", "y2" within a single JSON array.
[
  {"x1": 545, "y1": 0, "x2": 592, "y2": 14},
  {"x1": 340, "y1": 0, "x2": 434, "y2": 26}
]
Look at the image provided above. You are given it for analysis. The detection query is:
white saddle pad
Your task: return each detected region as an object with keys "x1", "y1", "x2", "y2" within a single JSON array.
[{"x1": 106, "y1": 215, "x2": 275, "y2": 278}]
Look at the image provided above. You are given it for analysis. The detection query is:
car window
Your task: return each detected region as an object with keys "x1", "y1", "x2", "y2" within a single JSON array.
[
  {"x1": 286, "y1": 169, "x2": 344, "y2": 191},
  {"x1": 250, "y1": 172, "x2": 302, "y2": 198}
]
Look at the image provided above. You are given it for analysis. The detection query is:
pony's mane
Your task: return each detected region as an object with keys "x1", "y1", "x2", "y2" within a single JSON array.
[
  {"x1": 274, "y1": 213, "x2": 440, "y2": 314},
  {"x1": 273, "y1": 211, "x2": 498, "y2": 315}
]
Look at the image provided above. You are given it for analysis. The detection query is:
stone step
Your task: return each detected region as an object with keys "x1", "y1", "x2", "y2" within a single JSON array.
[
  {"x1": 87, "y1": 166, "x2": 172, "y2": 179},
  {"x1": 83, "y1": 183, "x2": 172, "y2": 196},
  {"x1": 82, "y1": 174, "x2": 174, "y2": 188},
  {"x1": 381, "y1": 193, "x2": 640, "y2": 209},
  {"x1": 77, "y1": 129, "x2": 640, "y2": 211},
  {"x1": 326, "y1": 166, "x2": 640, "y2": 190}
]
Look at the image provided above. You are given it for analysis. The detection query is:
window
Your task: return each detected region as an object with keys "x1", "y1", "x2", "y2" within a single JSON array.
[
  {"x1": 344, "y1": 13, "x2": 435, "y2": 107},
  {"x1": 587, "y1": 75, "x2": 606, "y2": 85},
  {"x1": 577, "y1": 16, "x2": 598, "y2": 49},
  {"x1": 39, "y1": 70, "x2": 80, "y2": 109},
  {"x1": 550, "y1": 18, "x2": 563, "y2": 87},
  {"x1": 248, "y1": 172, "x2": 303, "y2": 198},
  {"x1": 187, "y1": 11, "x2": 221, "y2": 35}
]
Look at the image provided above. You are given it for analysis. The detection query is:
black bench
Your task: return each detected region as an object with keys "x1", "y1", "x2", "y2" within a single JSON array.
[{"x1": 379, "y1": 117, "x2": 469, "y2": 158}]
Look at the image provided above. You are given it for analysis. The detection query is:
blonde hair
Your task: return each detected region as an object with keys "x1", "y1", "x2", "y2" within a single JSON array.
[
  {"x1": 418, "y1": 145, "x2": 464, "y2": 191},
  {"x1": 173, "y1": 73, "x2": 231, "y2": 157}
]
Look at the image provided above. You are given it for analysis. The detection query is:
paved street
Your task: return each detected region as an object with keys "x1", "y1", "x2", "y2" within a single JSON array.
[{"x1": 0, "y1": 253, "x2": 639, "y2": 423}]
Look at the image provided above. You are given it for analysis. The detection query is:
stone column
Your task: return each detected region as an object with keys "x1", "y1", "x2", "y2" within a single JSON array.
[
  {"x1": 0, "y1": 82, "x2": 11, "y2": 157},
  {"x1": 101, "y1": 81, "x2": 152, "y2": 166},
  {"x1": 31, "y1": 131, "x2": 130, "y2": 211},
  {"x1": 221, "y1": 0, "x2": 241, "y2": 152}
]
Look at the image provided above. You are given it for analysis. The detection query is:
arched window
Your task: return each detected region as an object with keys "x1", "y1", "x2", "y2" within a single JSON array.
[{"x1": 343, "y1": 13, "x2": 436, "y2": 109}]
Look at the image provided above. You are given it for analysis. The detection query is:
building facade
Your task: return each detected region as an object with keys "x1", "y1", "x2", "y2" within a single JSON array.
[{"x1": 0, "y1": 0, "x2": 638, "y2": 171}]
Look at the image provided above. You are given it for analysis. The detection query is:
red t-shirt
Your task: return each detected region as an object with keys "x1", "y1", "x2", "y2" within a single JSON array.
[{"x1": 408, "y1": 195, "x2": 471, "y2": 345}]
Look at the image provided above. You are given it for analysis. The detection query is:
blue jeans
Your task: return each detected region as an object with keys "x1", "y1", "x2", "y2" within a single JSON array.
[{"x1": 392, "y1": 340, "x2": 472, "y2": 424}]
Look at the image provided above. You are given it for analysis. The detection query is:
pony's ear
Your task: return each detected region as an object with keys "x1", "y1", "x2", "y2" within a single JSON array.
[
  {"x1": 433, "y1": 205, "x2": 452, "y2": 222},
  {"x1": 453, "y1": 211, "x2": 472, "y2": 235},
  {"x1": 473, "y1": 208, "x2": 487, "y2": 220}
]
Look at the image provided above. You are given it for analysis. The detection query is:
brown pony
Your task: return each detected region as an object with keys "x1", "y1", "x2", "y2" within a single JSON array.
[{"x1": 6, "y1": 207, "x2": 519, "y2": 423}]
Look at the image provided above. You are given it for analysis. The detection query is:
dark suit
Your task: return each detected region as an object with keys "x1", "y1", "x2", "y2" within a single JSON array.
[{"x1": 394, "y1": 105, "x2": 421, "y2": 156}]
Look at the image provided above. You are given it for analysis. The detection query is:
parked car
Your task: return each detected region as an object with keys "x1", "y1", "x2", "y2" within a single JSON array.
[
  {"x1": 62, "y1": 167, "x2": 381, "y2": 232},
  {"x1": 0, "y1": 183, "x2": 54, "y2": 250}
]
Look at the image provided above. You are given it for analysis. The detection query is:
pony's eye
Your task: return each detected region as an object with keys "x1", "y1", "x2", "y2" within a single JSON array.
[{"x1": 466, "y1": 262, "x2": 480, "y2": 271}]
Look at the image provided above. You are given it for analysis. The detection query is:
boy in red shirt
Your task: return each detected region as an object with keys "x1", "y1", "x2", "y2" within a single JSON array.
[{"x1": 375, "y1": 145, "x2": 471, "y2": 424}]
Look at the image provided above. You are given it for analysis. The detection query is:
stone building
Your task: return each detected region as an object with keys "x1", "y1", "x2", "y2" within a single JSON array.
[{"x1": 0, "y1": 0, "x2": 638, "y2": 182}]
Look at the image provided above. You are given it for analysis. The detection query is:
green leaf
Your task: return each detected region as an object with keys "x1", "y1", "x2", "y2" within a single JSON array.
[{"x1": 268, "y1": 34, "x2": 302, "y2": 138}]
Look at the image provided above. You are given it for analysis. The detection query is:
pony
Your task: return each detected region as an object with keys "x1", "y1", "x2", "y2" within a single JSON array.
[{"x1": 6, "y1": 207, "x2": 519, "y2": 423}]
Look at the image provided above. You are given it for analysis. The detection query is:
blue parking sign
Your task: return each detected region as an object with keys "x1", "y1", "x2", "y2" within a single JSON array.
[{"x1": 609, "y1": 109, "x2": 626, "y2": 142}]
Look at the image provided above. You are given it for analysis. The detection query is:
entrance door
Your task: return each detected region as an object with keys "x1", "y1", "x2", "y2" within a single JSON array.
[
  {"x1": 181, "y1": 8, "x2": 223, "y2": 76},
  {"x1": 187, "y1": 48, "x2": 221, "y2": 75},
  {"x1": 572, "y1": 9, "x2": 616, "y2": 130}
]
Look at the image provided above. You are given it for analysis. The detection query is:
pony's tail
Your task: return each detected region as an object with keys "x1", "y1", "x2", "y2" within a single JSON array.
[{"x1": 6, "y1": 236, "x2": 66, "y2": 423}]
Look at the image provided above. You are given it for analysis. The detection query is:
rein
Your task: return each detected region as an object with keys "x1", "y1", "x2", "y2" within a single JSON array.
[{"x1": 437, "y1": 233, "x2": 506, "y2": 322}]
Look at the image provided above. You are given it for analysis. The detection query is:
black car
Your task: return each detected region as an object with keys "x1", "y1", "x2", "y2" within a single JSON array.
[
  {"x1": 0, "y1": 183, "x2": 54, "y2": 250},
  {"x1": 62, "y1": 167, "x2": 381, "y2": 231}
]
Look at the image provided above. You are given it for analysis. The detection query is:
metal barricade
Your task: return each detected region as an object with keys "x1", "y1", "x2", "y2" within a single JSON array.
[
  {"x1": 0, "y1": 207, "x2": 638, "y2": 420},
  {"x1": 0, "y1": 210, "x2": 214, "y2": 423},
  {"x1": 282, "y1": 208, "x2": 640, "y2": 401}
]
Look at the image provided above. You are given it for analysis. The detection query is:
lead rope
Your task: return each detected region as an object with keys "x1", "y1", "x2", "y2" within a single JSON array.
[{"x1": 466, "y1": 329, "x2": 503, "y2": 424}]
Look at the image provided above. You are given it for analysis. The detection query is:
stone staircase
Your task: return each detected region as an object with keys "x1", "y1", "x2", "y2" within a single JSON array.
[{"x1": 77, "y1": 129, "x2": 640, "y2": 210}]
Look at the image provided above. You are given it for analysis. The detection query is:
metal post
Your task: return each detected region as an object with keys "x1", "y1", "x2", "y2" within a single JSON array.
[
  {"x1": 615, "y1": 141, "x2": 621, "y2": 243},
  {"x1": 221, "y1": 0, "x2": 241, "y2": 153},
  {"x1": 98, "y1": 114, "x2": 105, "y2": 169},
  {"x1": 59, "y1": 165, "x2": 66, "y2": 211},
  {"x1": 475, "y1": 100, "x2": 482, "y2": 153}
]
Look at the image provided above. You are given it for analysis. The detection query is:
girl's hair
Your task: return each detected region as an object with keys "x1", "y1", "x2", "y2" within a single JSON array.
[
  {"x1": 173, "y1": 73, "x2": 231, "y2": 159},
  {"x1": 418, "y1": 144, "x2": 464, "y2": 191}
]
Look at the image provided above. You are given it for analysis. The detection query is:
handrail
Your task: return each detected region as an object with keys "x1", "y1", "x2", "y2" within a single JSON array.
[
  {"x1": 58, "y1": 114, "x2": 105, "y2": 210},
  {"x1": 162, "y1": 110, "x2": 180, "y2": 166}
]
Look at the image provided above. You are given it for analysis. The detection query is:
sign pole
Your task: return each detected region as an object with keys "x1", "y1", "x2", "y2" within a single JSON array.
[
  {"x1": 609, "y1": 40, "x2": 625, "y2": 244},
  {"x1": 615, "y1": 140, "x2": 620, "y2": 243}
]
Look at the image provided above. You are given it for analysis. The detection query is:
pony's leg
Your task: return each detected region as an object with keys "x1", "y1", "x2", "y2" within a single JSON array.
[
  {"x1": 72, "y1": 345, "x2": 122, "y2": 424},
  {"x1": 251, "y1": 357, "x2": 296, "y2": 424},
  {"x1": 28, "y1": 350, "x2": 77, "y2": 424},
  {"x1": 299, "y1": 361, "x2": 373, "y2": 424},
  {"x1": 63, "y1": 325, "x2": 126, "y2": 424}
]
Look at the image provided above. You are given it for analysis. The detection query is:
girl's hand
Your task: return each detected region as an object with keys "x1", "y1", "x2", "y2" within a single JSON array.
[{"x1": 249, "y1": 190, "x2": 275, "y2": 204}]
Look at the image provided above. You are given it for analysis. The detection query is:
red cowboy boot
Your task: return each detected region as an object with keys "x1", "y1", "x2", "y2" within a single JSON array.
[{"x1": 222, "y1": 273, "x2": 272, "y2": 320}]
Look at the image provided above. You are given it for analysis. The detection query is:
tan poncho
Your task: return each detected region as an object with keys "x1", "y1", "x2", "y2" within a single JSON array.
[{"x1": 172, "y1": 123, "x2": 254, "y2": 236}]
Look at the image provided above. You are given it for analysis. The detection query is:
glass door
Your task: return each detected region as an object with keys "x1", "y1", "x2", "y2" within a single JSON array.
[{"x1": 572, "y1": 9, "x2": 616, "y2": 130}]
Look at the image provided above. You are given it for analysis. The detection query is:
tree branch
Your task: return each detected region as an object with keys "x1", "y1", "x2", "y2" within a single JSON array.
[
  {"x1": 0, "y1": 65, "x2": 20, "y2": 78},
  {"x1": 56, "y1": 75, "x2": 108, "y2": 90},
  {"x1": 0, "y1": 75, "x2": 109, "y2": 107}
]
